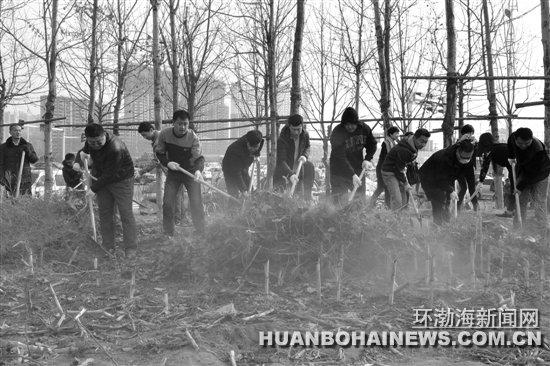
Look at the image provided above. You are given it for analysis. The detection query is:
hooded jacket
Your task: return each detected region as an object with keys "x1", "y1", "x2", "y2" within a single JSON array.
[
  {"x1": 329, "y1": 122, "x2": 377, "y2": 178},
  {"x1": 274, "y1": 125, "x2": 311, "y2": 181},
  {"x1": 0, "y1": 137, "x2": 39, "y2": 187},
  {"x1": 479, "y1": 143, "x2": 511, "y2": 183},
  {"x1": 381, "y1": 136, "x2": 418, "y2": 183},
  {"x1": 82, "y1": 133, "x2": 134, "y2": 193},
  {"x1": 376, "y1": 137, "x2": 398, "y2": 174},
  {"x1": 62, "y1": 159, "x2": 83, "y2": 189},
  {"x1": 222, "y1": 135, "x2": 263, "y2": 192},
  {"x1": 419, "y1": 144, "x2": 475, "y2": 194},
  {"x1": 507, "y1": 133, "x2": 550, "y2": 190}
]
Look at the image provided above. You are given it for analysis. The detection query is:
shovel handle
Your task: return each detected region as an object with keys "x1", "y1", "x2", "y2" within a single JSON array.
[
  {"x1": 348, "y1": 168, "x2": 367, "y2": 203},
  {"x1": 15, "y1": 151, "x2": 26, "y2": 198},
  {"x1": 83, "y1": 159, "x2": 98, "y2": 242},
  {"x1": 289, "y1": 160, "x2": 305, "y2": 197},
  {"x1": 510, "y1": 161, "x2": 522, "y2": 228},
  {"x1": 175, "y1": 166, "x2": 239, "y2": 203},
  {"x1": 248, "y1": 159, "x2": 258, "y2": 194}
]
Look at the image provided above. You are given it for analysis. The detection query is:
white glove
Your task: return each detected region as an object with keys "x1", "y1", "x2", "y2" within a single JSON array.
[
  {"x1": 85, "y1": 190, "x2": 95, "y2": 199},
  {"x1": 289, "y1": 174, "x2": 299, "y2": 185},
  {"x1": 194, "y1": 170, "x2": 203, "y2": 182},
  {"x1": 167, "y1": 161, "x2": 180, "y2": 171},
  {"x1": 362, "y1": 160, "x2": 373, "y2": 171},
  {"x1": 450, "y1": 191, "x2": 458, "y2": 201},
  {"x1": 475, "y1": 181, "x2": 483, "y2": 191},
  {"x1": 404, "y1": 183, "x2": 412, "y2": 191},
  {"x1": 298, "y1": 155, "x2": 307, "y2": 164},
  {"x1": 79, "y1": 151, "x2": 90, "y2": 162},
  {"x1": 352, "y1": 174, "x2": 361, "y2": 187},
  {"x1": 508, "y1": 158, "x2": 516, "y2": 166}
]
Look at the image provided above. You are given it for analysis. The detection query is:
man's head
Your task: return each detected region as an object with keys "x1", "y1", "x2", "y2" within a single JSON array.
[
  {"x1": 64, "y1": 153, "x2": 75, "y2": 166},
  {"x1": 412, "y1": 128, "x2": 431, "y2": 150},
  {"x1": 387, "y1": 126, "x2": 399, "y2": 140},
  {"x1": 514, "y1": 127, "x2": 533, "y2": 150},
  {"x1": 244, "y1": 130, "x2": 263, "y2": 155},
  {"x1": 456, "y1": 139, "x2": 475, "y2": 164},
  {"x1": 84, "y1": 123, "x2": 107, "y2": 150},
  {"x1": 138, "y1": 122, "x2": 155, "y2": 141},
  {"x1": 288, "y1": 114, "x2": 303, "y2": 139},
  {"x1": 478, "y1": 132, "x2": 495, "y2": 154},
  {"x1": 172, "y1": 109, "x2": 190, "y2": 136},
  {"x1": 9, "y1": 123, "x2": 22, "y2": 140},
  {"x1": 460, "y1": 124, "x2": 475, "y2": 138},
  {"x1": 80, "y1": 133, "x2": 87, "y2": 143},
  {"x1": 341, "y1": 107, "x2": 359, "y2": 133}
]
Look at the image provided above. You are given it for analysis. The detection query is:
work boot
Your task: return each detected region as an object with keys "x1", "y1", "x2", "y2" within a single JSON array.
[{"x1": 496, "y1": 210, "x2": 514, "y2": 218}]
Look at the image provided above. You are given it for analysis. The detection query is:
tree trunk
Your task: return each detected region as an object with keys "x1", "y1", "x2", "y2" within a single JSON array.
[
  {"x1": 0, "y1": 104, "x2": 4, "y2": 142},
  {"x1": 151, "y1": 0, "x2": 162, "y2": 211},
  {"x1": 290, "y1": 0, "x2": 304, "y2": 115},
  {"x1": 87, "y1": 0, "x2": 99, "y2": 124},
  {"x1": 482, "y1": 0, "x2": 499, "y2": 141},
  {"x1": 354, "y1": 0, "x2": 365, "y2": 113},
  {"x1": 541, "y1": 0, "x2": 550, "y2": 148},
  {"x1": 442, "y1": 0, "x2": 457, "y2": 148},
  {"x1": 457, "y1": 78, "x2": 464, "y2": 130},
  {"x1": 43, "y1": 0, "x2": 59, "y2": 198},
  {"x1": 170, "y1": 0, "x2": 178, "y2": 113},
  {"x1": 373, "y1": 0, "x2": 390, "y2": 131},
  {"x1": 266, "y1": 0, "x2": 277, "y2": 190}
]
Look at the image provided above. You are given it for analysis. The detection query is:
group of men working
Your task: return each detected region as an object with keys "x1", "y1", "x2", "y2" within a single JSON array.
[{"x1": 1, "y1": 106, "x2": 549, "y2": 257}]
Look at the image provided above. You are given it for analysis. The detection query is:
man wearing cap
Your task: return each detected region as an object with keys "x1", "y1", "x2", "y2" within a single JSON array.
[
  {"x1": 274, "y1": 114, "x2": 315, "y2": 201},
  {"x1": 455, "y1": 124, "x2": 479, "y2": 211},
  {"x1": 155, "y1": 109, "x2": 206, "y2": 235},
  {"x1": 478, "y1": 132, "x2": 515, "y2": 217},
  {"x1": 419, "y1": 140, "x2": 476, "y2": 225},
  {"x1": 370, "y1": 126, "x2": 400, "y2": 208},
  {"x1": 507, "y1": 127, "x2": 550, "y2": 230},
  {"x1": 222, "y1": 130, "x2": 264, "y2": 198},
  {"x1": 329, "y1": 107, "x2": 377, "y2": 204}
]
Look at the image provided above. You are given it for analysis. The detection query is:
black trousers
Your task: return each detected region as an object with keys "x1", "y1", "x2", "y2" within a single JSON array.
[
  {"x1": 163, "y1": 171, "x2": 205, "y2": 234},
  {"x1": 423, "y1": 188, "x2": 451, "y2": 225}
]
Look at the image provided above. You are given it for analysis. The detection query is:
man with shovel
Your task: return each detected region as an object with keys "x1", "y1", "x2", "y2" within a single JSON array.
[
  {"x1": 222, "y1": 130, "x2": 263, "y2": 198},
  {"x1": 0, "y1": 123, "x2": 38, "y2": 196},
  {"x1": 274, "y1": 114, "x2": 314, "y2": 201},
  {"x1": 419, "y1": 139, "x2": 476, "y2": 225},
  {"x1": 155, "y1": 109, "x2": 205, "y2": 235},
  {"x1": 381, "y1": 128, "x2": 430, "y2": 211},
  {"x1": 329, "y1": 107, "x2": 377, "y2": 204},
  {"x1": 80, "y1": 123, "x2": 137, "y2": 257},
  {"x1": 507, "y1": 127, "x2": 550, "y2": 231}
]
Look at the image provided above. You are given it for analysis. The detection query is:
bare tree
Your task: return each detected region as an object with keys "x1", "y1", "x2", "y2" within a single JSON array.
[
  {"x1": 541, "y1": 0, "x2": 550, "y2": 147},
  {"x1": 87, "y1": 0, "x2": 99, "y2": 124},
  {"x1": 372, "y1": 0, "x2": 391, "y2": 131},
  {"x1": 442, "y1": 0, "x2": 457, "y2": 147},
  {"x1": 482, "y1": 0, "x2": 499, "y2": 141},
  {"x1": 289, "y1": 0, "x2": 304, "y2": 115}
]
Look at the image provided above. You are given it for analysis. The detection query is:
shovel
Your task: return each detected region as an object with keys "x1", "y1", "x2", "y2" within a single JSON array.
[
  {"x1": 348, "y1": 168, "x2": 367, "y2": 203},
  {"x1": 248, "y1": 158, "x2": 259, "y2": 194},
  {"x1": 510, "y1": 161, "x2": 523, "y2": 229},
  {"x1": 83, "y1": 159, "x2": 98, "y2": 243},
  {"x1": 15, "y1": 151, "x2": 26, "y2": 198},
  {"x1": 175, "y1": 165, "x2": 239, "y2": 203},
  {"x1": 289, "y1": 156, "x2": 307, "y2": 197}
]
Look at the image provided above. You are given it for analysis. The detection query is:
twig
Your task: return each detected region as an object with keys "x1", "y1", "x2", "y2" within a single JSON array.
[
  {"x1": 388, "y1": 257, "x2": 398, "y2": 306},
  {"x1": 230, "y1": 350, "x2": 237, "y2": 366},
  {"x1": 185, "y1": 328, "x2": 200, "y2": 351},
  {"x1": 129, "y1": 270, "x2": 136, "y2": 299},
  {"x1": 49, "y1": 284, "x2": 66, "y2": 328},
  {"x1": 317, "y1": 257, "x2": 322, "y2": 301},
  {"x1": 242, "y1": 308, "x2": 274, "y2": 321},
  {"x1": 163, "y1": 293, "x2": 169, "y2": 315},
  {"x1": 264, "y1": 260, "x2": 270, "y2": 296}
]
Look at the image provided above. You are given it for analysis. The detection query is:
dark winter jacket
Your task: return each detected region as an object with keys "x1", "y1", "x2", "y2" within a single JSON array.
[
  {"x1": 155, "y1": 127, "x2": 205, "y2": 176},
  {"x1": 82, "y1": 133, "x2": 134, "y2": 193},
  {"x1": 329, "y1": 122, "x2": 377, "y2": 178},
  {"x1": 419, "y1": 144, "x2": 475, "y2": 194},
  {"x1": 274, "y1": 125, "x2": 311, "y2": 183},
  {"x1": 479, "y1": 143, "x2": 512, "y2": 183},
  {"x1": 381, "y1": 137, "x2": 418, "y2": 183},
  {"x1": 507, "y1": 133, "x2": 550, "y2": 190},
  {"x1": 62, "y1": 159, "x2": 83, "y2": 189},
  {"x1": 222, "y1": 135, "x2": 263, "y2": 192},
  {"x1": 0, "y1": 137, "x2": 39, "y2": 187}
]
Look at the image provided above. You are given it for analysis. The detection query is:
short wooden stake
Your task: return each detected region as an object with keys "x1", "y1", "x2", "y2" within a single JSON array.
[
  {"x1": 316, "y1": 257, "x2": 322, "y2": 301},
  {"x1": 186, "y1": 328, "x2": 200, "y2": 351},
  {"x1": 129, "y1": 270, "x2": 136, "y2": 299},
  {"x1": 264, "y1": 260, "x2": 270, "y2": 295},
  {"x1": 425, "y1": 242, "x2": 431, "y2": 285},
  {"x1": 524, "y1": 258, "x2": 530, "y2": 287},
  {"x1": 470, "y1": 239, "x2": 476, "y2": 288},
  {"x1": 540, "y1": 259, "x2": 545, "y2": 296},
  {"x1": 447, "y1": 251, "x2": 454, "y2": 280},
  {"x1": 230, "y1": 350, "x2": 237, "y2": 366},
  {"x1": 93, "y1": 258, "x2": 99, "y2": 286},
  {"x1": 163, "y1": 293, "x2": 169, "y2": 314},
  {"x1": 336, "y1": 244, "x2": 344, "y2": 303},
  {"x1": 485, "y1": 245, "x2": 491, "y2": 286},
  {"x1": 28, "y1": 249, "x2": 34, "y2": 275},
  {"x1": 388, "y1": 257, "x2": 398, "y2": 306}
]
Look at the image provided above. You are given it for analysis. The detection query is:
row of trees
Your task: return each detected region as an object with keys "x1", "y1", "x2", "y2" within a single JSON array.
[{"x1": 0, "y1": 0, "x2": 545, "y2": 195}]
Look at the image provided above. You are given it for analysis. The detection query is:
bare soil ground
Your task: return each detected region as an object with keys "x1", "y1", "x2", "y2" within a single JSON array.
[{"x1": 2, "y1": 201, "x2": 550, "y2": 365}]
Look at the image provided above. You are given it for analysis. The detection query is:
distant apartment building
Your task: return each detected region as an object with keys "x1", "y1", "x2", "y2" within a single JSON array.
[
  {"x1": 197, "y1": 80, "x2": 229, "y2": 159},
  {"x1": 39, "y1": 95, "x2": 88, "y2": 131}
]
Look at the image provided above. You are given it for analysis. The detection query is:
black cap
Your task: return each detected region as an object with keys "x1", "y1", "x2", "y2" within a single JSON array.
[{"x1": 244, "y1": 130, "x2": 263, "y2": 145}]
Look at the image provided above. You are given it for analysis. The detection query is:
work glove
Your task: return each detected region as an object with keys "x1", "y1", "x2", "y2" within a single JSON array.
[
  {"x1": 167, "y1": 161, "x2": 180, "y2": 171},
  {"x1": 450, "y1": 191, "x2": 458, "y2": 201},
  {"x1": 352, "y1": 174, "x2": 361, "y2": 187},
  {"x1": 362, "y1": 160, "x2": 373, "y2": 171},
  {"x1": 80, "y1": 151, "x2": 90, "y2": 163},
  {"x1": 298, "y1": 156, "x2": 307, "y2": 164},
  {"x1": 85, "y1": 189, "x2": 95, "y2": 199},
  {"x1": 404, "y1": 183, "x2": 412, "y2": 191},
  {"x1": 508, "y1": 158, "x2": 516, "y2": 166},
  {"x1": 194, "y1": 170, "x2": 203, "y2": 182},
  {"x1": 289, "y1": 174, "x2": 299, "y2": 185}
]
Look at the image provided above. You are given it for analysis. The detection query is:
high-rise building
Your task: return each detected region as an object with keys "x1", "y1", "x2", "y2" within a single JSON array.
[
  {"x1": 197, "y1": 80, "x2": 229, "y2": 159},
  {"x1": 39, "y1": 95, "x2": 88, "y2": 131}
]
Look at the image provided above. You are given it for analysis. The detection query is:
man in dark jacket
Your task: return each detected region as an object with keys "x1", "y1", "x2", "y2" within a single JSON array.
[
  {"x1": 381, "y1": 128, "x2": 430, "y2": 210},
  {"x1": 62, "y1": 153, "x2": 83, "y2": 189},
  {"x1": 370, "y1": 126, "x2": 399, "y2": 208},
  {"x1": 507, "y1": 127, "x2": 550, "y2": 229},
  {"x1": 80, "y1": 123, "x2": 137, "y2": 256},
  {"x1": 454, "y1": 124, "x2": 479, "y2": 211},
  {"x1": 478, "y1": 132, "x2": 515, "y2": 216},
  {"x1": 274, "y1": 114, "x2": 315, "y2": 200},
  {"x1": 419, "y1": 139, "x2": 476, "y2": 225},
  {"x1": 329, "y1": 107, "x2": 377, "y2": 204},
  {"x1": 0, "y1": 123, "x2": 39, "y2": 196},
  {"x1": 155, "y1": 109, "x2": 205, "y2": 235},
  {"x1": 222, "y1": 130, "x2": 263, "y2": 198}
]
